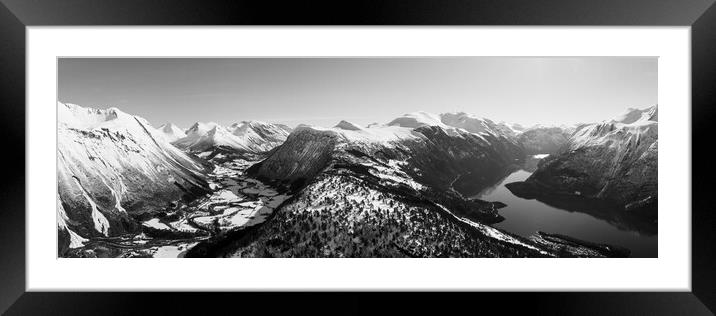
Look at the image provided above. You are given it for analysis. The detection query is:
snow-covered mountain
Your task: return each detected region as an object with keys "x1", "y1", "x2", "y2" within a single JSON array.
[
  {"x1": 57, "y1": 102, "x2": 211, "y2": 255},
  {"x1": 173, "y1": 121, "x2": 291, "y2": 153},
  {"x1": 334, "y1": 120, "x2": 363, "y2": 131},
  {"x1": 509, "y1": 105, "x2": 658, "y2": 215},
  {"x1": 230, "y1": 121, "x2": 292, "y2": 152},
  {"x1": 439, "y1": 112, "x2": 521, "y2": 139},
  {"x1": 249, "y1": 114, "x2": 525, "y2": 215},
  {"x1": 611, "y1": 105, "x2": 658, "y2": 124},
  {"x1": 387, "y1": 111, "x2": 520, "y2": 139},
  {"x1": 387, "y1": 111, "x2": 446, "y2": 129},
  {"x1": 222, "y1": 116, "x2": 562, "y2": 258},
  {"x1": 156, "y1": 123, "x2": 186, "y2": 142}
]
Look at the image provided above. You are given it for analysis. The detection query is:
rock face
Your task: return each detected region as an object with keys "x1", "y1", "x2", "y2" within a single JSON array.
[
  {"x1": 334, "y1": 120, "x2": 363, "y2": 131},
  {"x1": 248, "y1": 126, "x2": 342, "y2": 183},
  {"x1": 57, "y1": 102, "x2": 211, "y2": 255},
  {"x1": 250, "y1": 113, "x2": 525, "y2": 195},
  {"x1": 515, "y1": 105, "x2": 658, "y2": 215},
  {"x1": 210, "y1": 113, "x2": 616, "y2": 258},
  {"x1": 518, "y1": 127, "x2": 571, "y2": 154},
  {"x1": 214, "y1": 114, "x2": 551, "y2": 258},
  {"x1": 173, "y1": 121, "x2": 291, "y2": 153}
]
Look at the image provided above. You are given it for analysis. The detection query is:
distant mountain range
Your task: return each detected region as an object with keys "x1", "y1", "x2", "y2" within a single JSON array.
[{"x1": 170, "y1": 121, "x2": 292, "y2": 153}]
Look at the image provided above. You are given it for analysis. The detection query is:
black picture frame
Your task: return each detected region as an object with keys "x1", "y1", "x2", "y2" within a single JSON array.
[{"x1": 1, "y1": 0, "x2": 714, "y2": 314}]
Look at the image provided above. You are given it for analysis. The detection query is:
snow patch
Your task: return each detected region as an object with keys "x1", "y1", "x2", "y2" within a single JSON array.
[
  {"x1": 142, "y1": 218, "x2": 172, "y2": 230},
  {"x1": 72, "y1": 177, "x2": 110, "y2": 236}
]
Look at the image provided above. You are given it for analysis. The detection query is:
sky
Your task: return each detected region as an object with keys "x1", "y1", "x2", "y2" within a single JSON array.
[{"x1": 58, "y1": 57, "x2": 657, "y2": 129}]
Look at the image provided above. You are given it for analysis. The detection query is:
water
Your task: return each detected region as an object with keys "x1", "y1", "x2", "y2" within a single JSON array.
[{"x1": 471, "y1": 168, "x2": 657, "y2": 258}]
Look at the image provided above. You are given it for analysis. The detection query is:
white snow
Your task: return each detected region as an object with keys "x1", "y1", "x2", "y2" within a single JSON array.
[
  {"x1": 153, "y1": 242, "x2": 198, "y2": 258},
  {"x1": 334, "y1": 120, "x2": 363, "y2": 131},
  {"x1": 168, "y1": 219, "x2": 199, "y2": 233},
  {"x1": 142, "y1": 218, "x2": 172, "y2": 230},
  {"x1": 435, "y1": 204, "x2": 548, "y2": 254},
  {"x1": 569, "y1": 105, "x2": 658, "y2": 151},
  {"x1": 72, "y1": 177, "x2": 110, "y2": 236},
  {"x1": 215, "y1": 190, "x2": 241, "y2": 202},
  {"x1": 532, "y1": 154, "x2": 550, "y2": 159},
  {"x1": 57, "y1": 101, "x2": 208, "y2": 192},
  {"x1": 611, "y1": 105, "x2": 658, "y2": 124},
  {"x1": 294, "y1": 123, "x2": 419, "y2": 146},
  {"x1": 156, "y1": 123, "x2": 186, "y2": 142},
  {"x1": 174, "y1": 120, "x2": 291, "y2": 153},
  {"x1": 57, "y1": 196, "x2": 88, "y2": 248},
  {"x1": 388, "y1": 111, "x2": 448, "y2": 129}
]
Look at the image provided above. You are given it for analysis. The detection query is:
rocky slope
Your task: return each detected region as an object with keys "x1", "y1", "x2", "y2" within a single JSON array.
[
  {"x1": 57, "y1": 102, "x2": 211, "y2": 255},
  {"x1": 508, "y1": 105, "x2": 658, "y2": 216},
  {"x1": 517, "y1": 126, "x2": 572, "y2": 154},
  {"x1": 195, "y1": 115, "x2": 620, "y2": 258},
  {"x1": 251, "y1": 113, "x2": 525, "y2": 198},
  {"x1": 213, "y1": 114, "x2": 539, "y2": 257}
]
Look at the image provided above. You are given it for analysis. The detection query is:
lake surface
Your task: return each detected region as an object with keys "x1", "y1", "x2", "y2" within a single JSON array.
[{"x1": 471, "y1": 166, "x2": 657, "y2": 258}]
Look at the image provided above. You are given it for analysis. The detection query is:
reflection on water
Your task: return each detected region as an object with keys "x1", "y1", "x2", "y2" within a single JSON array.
[{"x1": 470, "y1": 160, "x2": 657, "y2": 258}]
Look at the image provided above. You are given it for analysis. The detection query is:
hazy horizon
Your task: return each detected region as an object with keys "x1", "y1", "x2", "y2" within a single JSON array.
[{"x1": 58, "y1": 57, "x2": 657, "y2": 129}]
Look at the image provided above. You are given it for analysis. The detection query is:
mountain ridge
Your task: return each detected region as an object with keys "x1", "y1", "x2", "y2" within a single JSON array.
[{"x1": 57, "y1": 102, "x2": 211, "y2": 255}]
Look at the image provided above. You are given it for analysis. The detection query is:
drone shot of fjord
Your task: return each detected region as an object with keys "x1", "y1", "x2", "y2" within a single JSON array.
[{"x1": 57, "y1": 57, "x2": 657, "y2": 258}]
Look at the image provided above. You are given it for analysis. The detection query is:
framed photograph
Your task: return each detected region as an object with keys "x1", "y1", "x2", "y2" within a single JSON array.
[{"x1": 1, "y1": 0, "x2": 714, "y2": 314}]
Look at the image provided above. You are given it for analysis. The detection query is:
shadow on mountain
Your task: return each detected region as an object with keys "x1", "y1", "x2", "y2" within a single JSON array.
[
  {"x1": 505, "y1": 181, "x2": 657, "y2": 236},
  {"x1": 452, "y1": 166, "x2": 519, "y2": 198}
]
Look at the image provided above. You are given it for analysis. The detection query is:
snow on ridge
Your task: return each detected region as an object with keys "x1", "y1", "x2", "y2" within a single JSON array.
[
  {"x1": 334, "y1": 120, "x2": 363, "y2": 131},
  {"x1": 72, "y1": 177, "x2": 111, "y2": 237},
  {"x1": 570, "y1": 118, "x2": 657, "y2": 150},
  {"x1": 174, "y1": 120, "x2": 291, "y2": 152},
  {"x1": 434, "y1": 204, "x2": 547, "y2": 254},
  {"x1": 185, "y1": 121, "x2": 220, "y2": 136},
  {"x1": 57, "y1": 102, "x2": 211, "y2": 244},
  {"x1": 157, "y1": 123, "x2": 187, "y2": 142},
  {"x1": 611, "y1": 105, "x2": 657, "y2": 125},
  {"x1": 388, "y1": 111, "x2": 449, "y2": 129},
  {"x1": 57, "y1": 195, "x2": 88, "y2": 249},
  {"x1": 292, "y1": 122, "x2": 419, "y2": 145},
  {"x1": 439, "y1": 112, "x2": 525, "y2": 139},
  {"x1": 58, "y1": 101, "x2": 135, "y2": 130}
]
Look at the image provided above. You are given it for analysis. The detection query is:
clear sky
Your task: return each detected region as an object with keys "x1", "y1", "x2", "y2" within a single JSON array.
[{"x1": 58, "y1": 57, "x2": 657, "y2": 129}]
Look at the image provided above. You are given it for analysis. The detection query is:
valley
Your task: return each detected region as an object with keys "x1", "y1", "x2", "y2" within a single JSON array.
[{"x1": 65, "y1": 154, "x2": 289, "y2": 257}]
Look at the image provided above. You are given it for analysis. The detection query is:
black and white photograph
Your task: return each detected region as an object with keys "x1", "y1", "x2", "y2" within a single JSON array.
[{"x1": 57, "y1": 57, "x2": 658, "y2": 258}]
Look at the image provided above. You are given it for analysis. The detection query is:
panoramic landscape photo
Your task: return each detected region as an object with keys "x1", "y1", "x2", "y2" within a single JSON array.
[{"x1": 57, "y1": 57, "x2": 658, "y2": 258}]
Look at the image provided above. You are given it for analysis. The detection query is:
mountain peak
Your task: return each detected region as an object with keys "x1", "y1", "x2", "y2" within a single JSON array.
[
  {"x1": 174, "y1": 120, "x2": 292, "y2": 153},
  {"x1": 58, "y1": 102, "x2": 135, "y2": 130},
  {"x1": 334, "y1": 120, "x2": 363, "y2": 131},
  {"x1": 612, "y1": 105, "x2": 658, "y2": 125},
  {"x1": 156, "y1": 122, "x2": 187, "y2": 142},
  {"x1": 185, "y1": 122, "x2": 220, "y2": 136},
  {"x1": 387, "y1": 111, "x2": 446, "y2": 129},
  {"x1": 159, "y1": 122, "x2": 179, "y2": 131}
]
